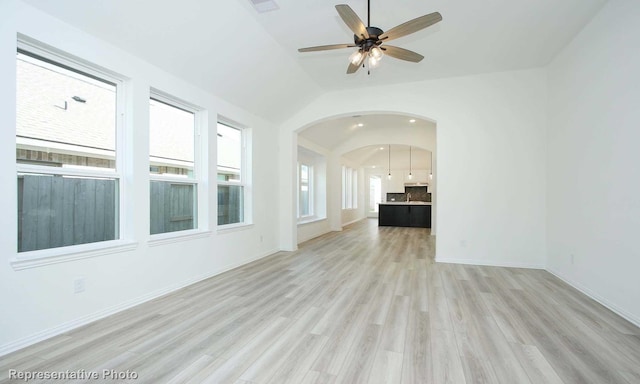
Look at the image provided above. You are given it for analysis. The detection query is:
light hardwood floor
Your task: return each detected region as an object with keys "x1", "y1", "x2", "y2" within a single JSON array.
[{"x1": 2, "y1": 219, "x2": 640, "y2": 383}]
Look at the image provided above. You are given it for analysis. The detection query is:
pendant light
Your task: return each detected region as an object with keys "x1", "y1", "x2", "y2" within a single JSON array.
[
  {"x1": 408, "y1": 146, "x2": 413, "y2": 179},
  {"x1": 387, "y1": 144, "x2": 392, "y2": 180}
]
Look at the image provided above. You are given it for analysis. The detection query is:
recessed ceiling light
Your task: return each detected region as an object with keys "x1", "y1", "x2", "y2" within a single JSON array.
[
  {"x1": 409, "y1": 119, "x2": 416, "y2": 123},
  {"x1": 372, "y1": 165, "x2": 376, "y2": 168},
  {"x1": 357, "y1": 123, "x2": 364, "y2": 127},
  {"x1": 379, "y1": 147, "x2": 384, "y2": 150}
]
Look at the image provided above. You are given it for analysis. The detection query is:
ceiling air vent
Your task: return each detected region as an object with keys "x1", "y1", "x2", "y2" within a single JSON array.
[{"x1": 249, "y1": 0, "x2": 279, "y2": 13}]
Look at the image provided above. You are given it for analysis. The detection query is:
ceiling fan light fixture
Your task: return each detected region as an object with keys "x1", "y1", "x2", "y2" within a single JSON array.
[
  {"x1": 349, "y1": 50, "x2": 364, "y2": 65},
  {"x1": 370, "y1": 46, "x2": 383, "y2": 60},
  {"x1": 297, "y1": 3, "x2": 442, "y2": 74},
  {"x1": 368, "y1": 55, "x2": 380, "y2": 68}
]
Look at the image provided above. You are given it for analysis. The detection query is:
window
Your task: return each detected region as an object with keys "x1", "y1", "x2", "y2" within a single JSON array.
[
  {"x1": 298, "y1": 163, "x2": 313, "y2": 218},
  {"x1": 352, "y1": 168, "x2": 358, "y2": 209},
  {"x1": 342, "y1": 166, "x2": 348, "y2": 209},
  {"x1": 297, "y1": 146, "x2": 326, "y2": 222},
  {"x1": 149, "y1": 96, "x2": 199, "y2": 235},
  {"x1": 217, "y1": 122, "x2": 245, "y2": 226},
  {"x1": 16, "y1": 46, "x2": 122, "y2": 252},
  {"x1": 342, "y1": 166, "x2": 358, "y2": 209}
]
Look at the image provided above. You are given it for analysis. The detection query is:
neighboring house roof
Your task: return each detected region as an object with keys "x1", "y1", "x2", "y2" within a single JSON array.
[
  {"x1": 17, "y1": 56, "x2": 116, "y2": 152},
  {"x1": 16, "y1": 56, "x2": 194, "y2": 164}
]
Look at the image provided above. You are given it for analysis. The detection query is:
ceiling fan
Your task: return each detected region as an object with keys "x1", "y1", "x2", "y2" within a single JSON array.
[{"x1": 297, "y1": 0, "x2": 442, "y2": 74}]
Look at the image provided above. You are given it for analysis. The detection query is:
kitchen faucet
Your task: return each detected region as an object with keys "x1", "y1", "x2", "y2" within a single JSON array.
[{"x1": 407, "y1": 193, "x2": 411, "y2": 202}]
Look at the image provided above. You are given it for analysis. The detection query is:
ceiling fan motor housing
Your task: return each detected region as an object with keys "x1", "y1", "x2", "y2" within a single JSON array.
[{"x1": 354, "y1": 26, "x2": 384, "y2": 51}]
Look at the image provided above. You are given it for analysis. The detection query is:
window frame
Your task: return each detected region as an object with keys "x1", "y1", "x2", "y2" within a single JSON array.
[
  {"x1": 148, "y1": 92, "x2": 204, "y2": 238},
  {"x1": 216, "y1": 120, "x2": 249, "y2": 229},
  {"x1": 12, "y1": 40, "x2": 134, "y2": 266}
]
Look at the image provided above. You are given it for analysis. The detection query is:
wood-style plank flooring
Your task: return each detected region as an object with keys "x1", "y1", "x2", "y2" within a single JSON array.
[{"x1": 2, "y1": 219, "x2": 640, "y2": 383}]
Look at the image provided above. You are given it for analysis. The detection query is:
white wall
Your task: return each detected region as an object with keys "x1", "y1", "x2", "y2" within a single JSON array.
[
  {"x1": 547, "y1": 0, "x2": 640, "y2": 325},
  {"x1": 0, "y1": 1, "x2": 281, "y2": 354},
  {"x1": 280, "y1": 69, "x2": 547, "y2": 268}
]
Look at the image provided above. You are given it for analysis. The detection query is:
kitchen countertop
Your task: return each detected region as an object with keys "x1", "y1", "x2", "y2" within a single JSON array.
[{"x1": 379, "y1": 201, "x2": 432, "y2": 205}]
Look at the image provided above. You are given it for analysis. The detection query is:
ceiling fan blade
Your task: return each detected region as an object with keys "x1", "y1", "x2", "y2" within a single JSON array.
[
  {"x1": 378, "y1": 12, "x2": 442, "y2": 42},
  {"x1": 298, "y1": 44, "x2": 356, "y2": 52},
  {"x1": 336, "y1": 4, "x2": 369, "y2": 39},
  {"x1": 347, "y1": 53, "x2": 366, "y2": 74},
  {"x1": 381, "y1": 45, "x2": 424, "y2": 63}
]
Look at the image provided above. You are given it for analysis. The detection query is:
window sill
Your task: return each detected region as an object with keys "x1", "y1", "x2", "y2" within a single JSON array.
[
  {"x1": 10, "y1": 240, "x2": 139, "y2": 271},
  {"x1": 297, "y1": 217, "x2": 327, "y2": 226},
  {"x1": 148, "y1": 229, "x2": 212, "y2": 247},
  {"x1": 217, "y1": 222, "x2": 254, "y2": 234}
]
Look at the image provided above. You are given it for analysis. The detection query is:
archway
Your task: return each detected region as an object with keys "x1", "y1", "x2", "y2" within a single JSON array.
[{"x1": 290, "y1": 112, "x2": 438, "y2": 247}]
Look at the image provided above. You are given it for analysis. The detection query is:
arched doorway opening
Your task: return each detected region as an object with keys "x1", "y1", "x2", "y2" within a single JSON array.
[{"x1": 293, "y1": 112, "x2": 437, "y2": 245}]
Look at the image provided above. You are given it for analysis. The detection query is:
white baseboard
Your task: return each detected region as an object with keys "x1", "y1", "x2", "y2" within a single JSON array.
[
  {"x1": 0, "y1": 248, "x2": 279, "y2": 357},
  {"x1": 435, "y1": 257, "x2": 545, "y2": 270},
  {"x1": 546, "y1": 268, "x2": 640, "y2": 328}
]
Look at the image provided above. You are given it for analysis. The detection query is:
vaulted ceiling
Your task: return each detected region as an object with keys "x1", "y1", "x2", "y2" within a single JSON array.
[{"x1": 22, "y1": 0, "x2": 607, "y2": 123}]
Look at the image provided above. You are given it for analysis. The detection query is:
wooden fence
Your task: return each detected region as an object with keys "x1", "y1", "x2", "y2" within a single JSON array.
[
  {"x1": 18, "y1": 174, "x2": 117, "y2": 252},
  {"x1": 150, "y1": 181, "x2": 195, "y2": 235},
  {"x1": 217, "y1": 184, "x2": 243, "y2": 225},
  {"x1": 18, "y1": 176, "x2": 196, "y2": 252}
]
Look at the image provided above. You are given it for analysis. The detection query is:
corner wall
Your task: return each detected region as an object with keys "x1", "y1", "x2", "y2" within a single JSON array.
[{"x1": 547, "y1": 0, "x2": 640, "y2": 325}]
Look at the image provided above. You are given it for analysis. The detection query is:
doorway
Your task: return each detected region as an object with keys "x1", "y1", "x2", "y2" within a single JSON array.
[{"x1": 368, "y1": 175, "x2": 382, "y2": 218}]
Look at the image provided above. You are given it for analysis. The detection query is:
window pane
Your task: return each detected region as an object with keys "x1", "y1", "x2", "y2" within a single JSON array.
[
  {"x1": 342, "y1": 166, "x2": 346, "y2": 209},
  {"x1": 218, "y1": 185, "x2": 244, "y2": 225},
  {"x1": 17, "y1": 173, "x2": 119, "y2": 252},
  {"x1": 300, "y1": 188, "x2": 310, "y2": 217},
  {"x1": 150, "y1": 181, "x2": 196, "y2": 235},
  {"x1": 298, "y1": 162, "x2": 313, "y2": 218},
  {"x1": 217, "y1": 123, "x2": 241, "y2": 182},
  {"x1": 149, "y1": 99, "x2": 194, "y2": 177},
  {"x1": 16, "y1": 52, "x2": 117, "y2": 170}
]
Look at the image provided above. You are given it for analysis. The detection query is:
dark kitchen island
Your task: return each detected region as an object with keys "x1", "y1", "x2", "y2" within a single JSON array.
[{"x1": 378, "y1": 202, "x2": 432, "y2": 228}]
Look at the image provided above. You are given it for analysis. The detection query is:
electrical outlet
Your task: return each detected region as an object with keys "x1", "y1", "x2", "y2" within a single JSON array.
[
  {"x1": 570, "y1": 254, "x2": 575, "y2": 265},
  {"x1": 460, "y1": 240, "x2": 467, "y2": 248},
  {"x1": 73, "y1": 277, "x2": 85, "y2": 294},
  {"x1": 260, "y1": 235, "x2": 263, "y2": 243}
]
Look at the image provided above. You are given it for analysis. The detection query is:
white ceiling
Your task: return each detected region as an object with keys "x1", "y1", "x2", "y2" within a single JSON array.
[
  {"x1": 249, "y1": 0, "x2": 607, "y2": 90},
  {"x1": 22, "y1": 0, "x2": 607, "y2": 123},
  {"x1": 342, "y1": 144, "x2": 432, "y2": 171},
  {"x1": 299, "y1": 113, "x2": 434, "y2": 150},
  {"x1": 299, "y1": 113, "x2": 435, "y2": 169}
]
